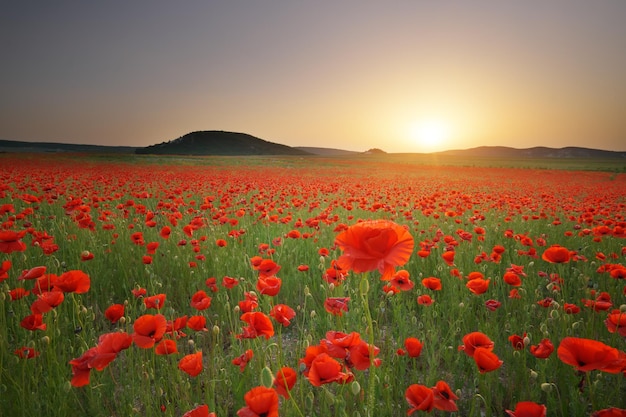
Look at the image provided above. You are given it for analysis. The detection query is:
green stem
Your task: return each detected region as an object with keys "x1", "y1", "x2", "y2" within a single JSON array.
[{"x1": 360, "y1": 273, "x2": 376, "y2": 417}]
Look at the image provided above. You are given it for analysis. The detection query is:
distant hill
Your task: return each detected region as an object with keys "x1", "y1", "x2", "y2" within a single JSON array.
[
  {"x1": 437, "y1": 146, "x2": 626, "y2": 159},
  {"x1": 136, "y1": 131, "x2": 311, "y2": 156},
  {"x1": 0, "y1": 139, "x2": 137, "y2": 154},
  {"x1": 295, "y1": 147, "x2": 360, "y2": 156}
]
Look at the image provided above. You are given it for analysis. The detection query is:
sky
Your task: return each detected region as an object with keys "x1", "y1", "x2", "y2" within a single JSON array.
[{"x1": 2, "y1": 2, "x2": 626, "y2": 153}]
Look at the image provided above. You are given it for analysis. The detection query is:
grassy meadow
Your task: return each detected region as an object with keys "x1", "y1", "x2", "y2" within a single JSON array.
[{"x1": 0, "y1": 153, "x2": 625, "y2": 417}]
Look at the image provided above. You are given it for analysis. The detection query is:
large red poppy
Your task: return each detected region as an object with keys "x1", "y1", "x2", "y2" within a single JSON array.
[
  {"x1": 0, "y1": 230, "x2": 27, "y2": 254},
  {"x1": 53, "y1": 270, "x2": 91, "y2": 294},
  {"x1": 530, "y1": 338, "x2": 554, "y2": 359},
  {"x1": 432, "y1": 380, "x2": 458, "y2": 412},
  {"x1": 473, "y1": 347, "x2": 503, "y2": 373},
  {"x1": 405, "y1": 383, "x2": 434, "y2": 414},
  {"x1": 256, "y1": 275, "x2": 282, "y2": 296},
  {"x1": 506, "y1": 401, "x2": 547, "y2": 417},
  {"x1": 190, "y1": 290, "x2": 212, "y2": 310},
  {"x1": 335, "y1": 219, "x2": 414, "y2": 280},
  {"x1": 458, "y1": 332, "x2": 494, "y2": 357},
  {"x1": 132, "y1": 314, "x2": 167, "y2": 348},
  {"x1": 541, "y1": 244, "x2": 571, "y2": 263},
  {"x1": 274, "y1": 367, "x2": 297, "y2": 398},
  {"x1": 269, "y1": 304, "x2": 296, "y2": 326},
  {"x1": 178, "y1": 351, "x2": 203, "y2": 377},
  {"x1": 236, "y1": 386, "x2": 279, "y2": 417},
  {"x1": 404, "y1": 337, "x2": 423, "y2": 358},
  {"x1": 306, "y1": 353, "x2": 353, "y2": 386},
  {"x1": 237, "y1": 312, "x2": 274, "y2": 340},
  {"x1": 557, "y1": 337, "x2": 626, "y2": 373}
]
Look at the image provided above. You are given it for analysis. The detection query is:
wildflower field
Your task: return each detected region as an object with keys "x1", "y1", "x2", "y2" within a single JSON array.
[{"x1": 1, "y1": 153, "x2": 625, "y2": 417}]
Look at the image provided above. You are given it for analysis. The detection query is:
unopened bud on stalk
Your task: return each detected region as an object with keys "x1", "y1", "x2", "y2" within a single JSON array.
[
  {"x1": 541, "y1": 383, "x2": 553, "y2": 393},
  {"x1": 328, "y1": 283, "x2": 335, "y2": 291},
  {"x1": 350, "y1": 381, "x2": 361, "y2": 396},
  {"x1": 212, "y1": 325, "x2": 220, "y2": 335},
  {"x1": 304, "y1": 285, "x2": 311, "y2": 297},
  {"x1": 260, "y1": 366, "x2": 274, "y2": 388},
  {"x1": 41, "y1": 336, "x2": 50, "y2": 345},
  {"x1": 310, "y1": 310, "x2": 316, "y2": 319},
  {"x1": 620, "y1": 304, "x2": 626, "y2": 313},
  {"x1": 523, "y1": 336, "x2": 530, "y2": 347},
  {"x1": 529, "y1": 369, "x2": 538, "y2": 379},
  {"x1": 119, "y1": 316, "x2": 126, "y2": 325}
]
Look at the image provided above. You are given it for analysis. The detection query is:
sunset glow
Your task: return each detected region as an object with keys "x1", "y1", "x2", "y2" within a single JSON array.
[{"x1": 1, "y1": 2, "x2": 625, "y2": 152}]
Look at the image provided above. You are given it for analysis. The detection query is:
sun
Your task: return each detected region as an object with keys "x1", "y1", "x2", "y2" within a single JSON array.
[{"x1": 408, "y1": 120, "x2": 451, "y2": 151}]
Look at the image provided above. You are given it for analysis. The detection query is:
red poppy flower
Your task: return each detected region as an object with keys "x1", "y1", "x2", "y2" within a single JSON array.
[
  {"x1": 187, "y1": 315, "x2": 208, "y2": 331},
  {"x1": 334, "y1": 219, "x2": 414, "y2": 280},
  {"x1": 421, "y1": 277, "x2": 442, "y2": 291},
  {"x1": 0, "y1": 259, "x2": 11, "y2": 282},
  {"x1": 466, "y1": 278, "x2": 490, "y2": 295},
  {"x1": 144, "y1": 293, "x2": 166, "y2": 310},
  {"x1": 541, "y1": 244, "x2": 571, "y2": 263},
  {"x1": 563, "y1": 303, "x2": 580, "y2": 314},
  {"x1": 190, "y1": 290, "x2": 212, "y2": 310},
  {"x1": 506, "y1": 401, "x2": 547, "y2": 417},
  {"x1": 417, "y1": 294, "x2": 433, "y2": 305},
  {"x1": 155, "y1": 339, "x2": 178, "y2": 355},
  {"x1": 274, "y1": 366, "x2": 297, "y2": 398},
  {"x1": 255, "y1": 259, "x2": 281, "y2": 277},
  {"x1": 256, "y1": 275, "x2": 282, "y2": 296},
  {"x1": 269, "y1": 304, "x2": 296, "y2": 326},
  {"x1": 458, "y1": 332, "x2": 494, "y2": 357},
  {"x1": 9, "y1": 287, "x2": 30, "y2": 300},
  {"x1": 18, "y1": 266, "x2": 47, "y2": 281},
  {"x1": 557, "y1": 337, "x2": 625, "y2": 373},
  {"x1": 30, "y1": 290, "x2": 64, "y2": 314},
  {"x1": 53, "y1": 270, "x2": 91, "y2": 294},
  {"x1": 14, "y1": 346, "x2": 40, "y2": 359},
  {"x1": 530, "y1": 338, "x2": 554, "y2": 359},
  {"x1": 324, "y1": 297, "x2": 350, "y2": 316},
  {"x1": 605, "y1": 309, "x2": 626, "y2": 337},
  {"x1": 297, "y1": 264, "x2": 309, "y2": 272},
  {"x1": 503, "y1": 271, "x2": 522, "y2": 286},
  {"x1": 591, "y1": 408, "x2": 626, "y2": 417},
  {"x1": 183, "y1": 404, "x2": 215, "y2": 417},
  {"x1": 390, "y1": 269, "x2": 414, "y2": 291},
  {"x1": 232, "y1": 349, "x2": 254, "y2": 372},
  {"x1": 347, "y1": 340, "x2": 381, "y2": 370},
  {"x1": 239, "y1": 291, "x2": 259, "y2": 312},
  {"x1": 0, "y1": 230, "x2": 27, "y2": 253},
  {"x1": 179, "y1": 351, "x2": 203, "y2": 377},
  {"x1": 132, "y1": 314, "x2": 167, "y2": 348},
  {"x1": 104, "y1": 304, "x2": 125, "y2": 323},
  {"x1": 306, "y1": 353, "x2": 353, "y2": 386},
  {"x1": 508, "y1": 333, "x2": 526, "y2": 350},
  {"x1": 432, "y1": 380, "x2": 459, "y2": 412},
  {"x1": 146, "y1": 241, "x2": 159, "y2": 254},
  {"x1": 404, "y1": 337, "x2": 423, "y2": 358},
  {"x1": 160, "y1": 226, "x2": 171, "y2": 239},
  {"x1": 222, "y1": 276, "x2": 239, "y2": 289},
  {"x1": 236, "y1": 386, "x2": 279, "y2": 417},
  {"x1": 131, "y1": 287, "x2": 147, "y2": 298},
  {"x1": 322, "y1": 331, "x2": 362, "y2": 359},
  {"x1": 20, "y1": 313, "x2": 46, "y2": 331},
  {"x1": 237, "y1": 312, "x2": 274, "y2": 340},
  {"x1": 442, "y1": 250, "x2": 455, "y2": 266},
  {"x1": 485, "y1": 299, "x2": 501, "y2": 311},
  {"x1": 473, "y1": 347, "x2": 503, "y2": 373},
  {"x1": 405, "y1": 383, "x2": 434, "y2": 414}
]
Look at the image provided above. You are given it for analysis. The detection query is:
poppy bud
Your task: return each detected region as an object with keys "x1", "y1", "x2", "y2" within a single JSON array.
[
  {"x1": 119, "y1": 316, "x2": 126, "y2": 325},
  {"x1": 310, "y1": 310, "x2": 316, "y2": 318},
  {"x1": 351, "y1": 381, "x2": 361, "y2": 396},
  {"x1": 212, "y1": 325, "x2": 220, "y2": 335},
  {"x1": 234, "y1": 305, "x2": 240, "y2": 314},
  {"x1": 324, "y1": 388, "x2": 336, "y2": 403},
  {"x1": 529, "y1": 369, "x2": 538, "y2": 379},
  {"x1": 304, "y1": 286, "x2": 311, "y2": 297},
  {"x1": 550, "y1": 309, "x2": 559, "y2": 319},
  {"x1": 328, "y1": 283, "x2": 335, "y2": 291},
  {"x1": 541, "y1": 383, "x2": 553, "y2": 392},
  {"x1": 63, "y1": 381, "x2": 72, "y2": 393},
  {"x1": 260, "y1": 366, "x2": 274, "y2": 388},
  {"x1": 620, "y1": 304, "x2": 626, "y2": 313},
  {"x1": 523, "y1": 336, "x2": 530, "y2": 347},
  {"x1": 41, "y1": 336, "x2": 50, "y2": 345},
  {"x1": 572, "y1": 321, "x2": 580, "y2": 329}
]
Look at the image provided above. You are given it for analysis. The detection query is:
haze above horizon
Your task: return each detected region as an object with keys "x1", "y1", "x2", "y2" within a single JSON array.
[{"x1": 2, "y1": 2, "x2": 625, "y2": 153}]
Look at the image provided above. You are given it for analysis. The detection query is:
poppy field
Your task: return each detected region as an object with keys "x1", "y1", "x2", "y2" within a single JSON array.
[{"x1": 1, "y1": 153, "x2": 625, "y2": 417}]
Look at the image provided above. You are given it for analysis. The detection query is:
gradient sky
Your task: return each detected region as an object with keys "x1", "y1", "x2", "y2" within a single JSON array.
[{"x1": 2, "y1": 1, "x2": 625, "y2": 153}]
